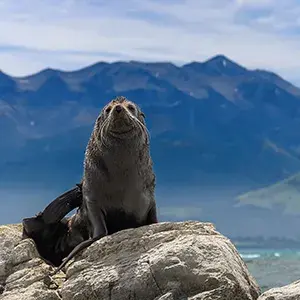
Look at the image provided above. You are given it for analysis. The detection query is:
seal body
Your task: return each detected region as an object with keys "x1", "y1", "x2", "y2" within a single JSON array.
[
  {"x1": 21, "y1": 184, "x2": 86, "y2": 267},
  {"x1": 83, "y1": 99, "x2": 156, "y2": 237},
  {"x1": 22, "y1": 209, "x2": 89, "y2": 267},
  {"x1": 52, "y1": 96, "x2": 157, "y2": 274}
]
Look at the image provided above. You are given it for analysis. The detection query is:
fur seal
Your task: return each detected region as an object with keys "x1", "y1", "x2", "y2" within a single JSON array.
[
  {"x1": 22, "y1": 213, "x2": 88, "y2": 267},
  {"x1": 22, "y1": 184, "x2": 87, "y2": 266},
  {"x1": 41, "y1": 183, "x2": 82, "y2": 224},
  {"x1": 52, "y1": 96, "x2": 158, "y2": 274}
]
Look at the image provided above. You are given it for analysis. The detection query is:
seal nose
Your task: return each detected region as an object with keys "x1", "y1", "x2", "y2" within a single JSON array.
[{"x1": 115, "y1": 105, "x2": 122, "y2": 113}]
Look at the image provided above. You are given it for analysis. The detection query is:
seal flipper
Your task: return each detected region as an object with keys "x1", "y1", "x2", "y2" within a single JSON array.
[
  {"x1": 51, "y1": 208, "x2": 108, "y2": 275},
  {"x1": 50, "y1": 236, "x2": 99, "y2": 275},
  {"x1": 145, "y1": 203, "x2": 158, "y2": 224},
  {"x1": 42, "y1": 183, "x2": 83, "y2": 224}
]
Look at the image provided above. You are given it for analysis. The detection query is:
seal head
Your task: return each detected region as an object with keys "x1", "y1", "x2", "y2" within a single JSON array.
[{"x1": 94, "y1": 96, "x2": 148, "y2": 149}]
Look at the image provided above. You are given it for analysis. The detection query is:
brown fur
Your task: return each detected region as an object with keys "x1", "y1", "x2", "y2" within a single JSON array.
[{"x1": 51, "y1": 96, "x2": 158, "y2": 275}]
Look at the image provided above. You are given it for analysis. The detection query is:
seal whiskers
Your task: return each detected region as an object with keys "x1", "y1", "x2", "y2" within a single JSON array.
[
  {"x1": 99, "y1": 116, "x2": 111, "y2": 149},
  {"x1": 128, "y1": 113, "x2": 150, "y2": 145}
]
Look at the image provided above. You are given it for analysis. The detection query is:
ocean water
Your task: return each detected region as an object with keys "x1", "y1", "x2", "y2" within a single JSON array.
[{"x1": 239, "y1": 248, "x2": 300, "y2": 292}]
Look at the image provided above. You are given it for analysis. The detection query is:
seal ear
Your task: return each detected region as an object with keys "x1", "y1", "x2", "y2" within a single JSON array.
[{"x1": 140, "y1": 112, "x2": 146, "y2": 119}]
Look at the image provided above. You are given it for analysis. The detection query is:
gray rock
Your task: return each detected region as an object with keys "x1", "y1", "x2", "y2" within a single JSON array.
[
  {"x1": 60, "y1": 221, "x2": 260, "y2": 300},
  {"x1": 0, "y1": 221, "x2": 261, "y2": 300},
  {"x1": 258, "y1": 280, "x2": 300, "y2": 300},
  {"x1": 0, "y1": 225, "x2": 62, "y2": 300},
  {"x1": 0, "y1": 225, "x2": 22, "y2": 286}
]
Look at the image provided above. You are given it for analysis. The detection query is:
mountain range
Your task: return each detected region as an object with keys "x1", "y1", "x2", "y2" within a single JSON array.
[{"x1": 1, "y1": 54, "x2": 300, "y2": 238}]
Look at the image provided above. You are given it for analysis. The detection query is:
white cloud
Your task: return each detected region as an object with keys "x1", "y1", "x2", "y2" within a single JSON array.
[
  {"x1": 235, "y1": 0, "x2": 276, "y2": 8},
  {"x1": 0, "y1": 0, "x2": 299, "y2": 85}
]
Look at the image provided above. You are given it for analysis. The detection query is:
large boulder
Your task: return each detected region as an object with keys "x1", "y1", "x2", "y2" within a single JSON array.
[
  {"x1": 0, "y1": 225, "x2": 23, "y2": 289},
  {"x1": 0, "y1": 224, "x2": 62, "y2": 300},
  {"x1": 0, "y1": 221, "x2": 260, "y2": 300},
  {"x1": 258, "y1": 280, "x2": 300, "y2": 300}
]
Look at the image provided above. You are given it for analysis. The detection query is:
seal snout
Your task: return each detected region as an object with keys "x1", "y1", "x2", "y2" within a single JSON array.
[
  {"x1": 115, "y1": 105, "x2": 123, "y2": 113},
  {"x1": 101, "y1": 97, "x2": 143, "y2": 137},
  {"x1": 112, "y1": 104, "x2": 126, "y2": 117}
]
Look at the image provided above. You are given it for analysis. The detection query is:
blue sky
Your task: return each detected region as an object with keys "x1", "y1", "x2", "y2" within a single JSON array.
[{"x1": 1, "y1": 0, "x2": 300, "y2": 84}]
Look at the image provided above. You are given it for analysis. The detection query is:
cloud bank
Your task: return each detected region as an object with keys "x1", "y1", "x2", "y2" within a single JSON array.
[{"x1": 0, "y1": 0, "x2": 300, "y2": 84}]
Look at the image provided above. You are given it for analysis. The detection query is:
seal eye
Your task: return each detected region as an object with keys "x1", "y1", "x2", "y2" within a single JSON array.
[
  {"x1": 105, "y1": 107, "x2": 112, "y2": 114},
  {"x1": 127, "y1": 104, "x2": 136, "y2": 113}
]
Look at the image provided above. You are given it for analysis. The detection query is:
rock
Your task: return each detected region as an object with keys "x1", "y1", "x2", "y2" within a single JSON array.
[
  {"x1": 258, "y1": 280, "x2": 300, "y2": 300},
  {"x1": 0, "y1": 224, "x2": 63, "y2": 300},
  {"x1": 0, "y1": 224, "x2": 23, "y2": 286},
  {"x1": 0, "y1": 221, "x2": 261, "y2": 300},
  {"x1": 60, "y1": 221, "x2": 260, "y2": 300}
]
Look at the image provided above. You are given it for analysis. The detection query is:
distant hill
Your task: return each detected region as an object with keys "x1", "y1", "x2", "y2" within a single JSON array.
[
  {"x1": 237, "y1": 172, "x2": 300, "y2": 215},
  {"x1": 2, "y1": 54, "x2": 300, "y2": 237}
]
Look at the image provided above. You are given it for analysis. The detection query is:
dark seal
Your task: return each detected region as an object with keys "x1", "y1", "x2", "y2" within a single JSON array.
[
  {"x1": 52, "y1": 96, "x2": 158, "y2": 274},
  {"x1": 22, "y1": 184, "x2": 87, "y2": 267}
]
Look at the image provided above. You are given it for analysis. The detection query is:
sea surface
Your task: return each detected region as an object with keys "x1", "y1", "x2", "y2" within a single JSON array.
[{"x1": 239, "y1": 248, "x2": 300, "y2": 292}]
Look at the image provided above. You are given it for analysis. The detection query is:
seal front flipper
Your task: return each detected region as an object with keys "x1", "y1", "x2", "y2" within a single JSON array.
[
  {"x1": 50, "y1": 236, "x2": 98, "y2": 275},
  {"x1": 42, "y1": 183, "x2": 83, "y2": 224},
  {"x1": 51, "y1": 207, "x2": 108, "y2": 276},
  {"x1": 145, "y1": 203, "x2": 158, "y2": 225}
]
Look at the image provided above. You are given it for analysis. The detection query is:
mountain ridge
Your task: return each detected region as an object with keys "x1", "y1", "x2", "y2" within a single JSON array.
[
  {"x1": 5, "y1": 54, "x2": 298, "y2": 91},
  {"x1": 2, "y1": 54, "x2": 300, "y2": 237},
  {"x1": 2, "y1": 54, "x2": 300, "y2": 183}
]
